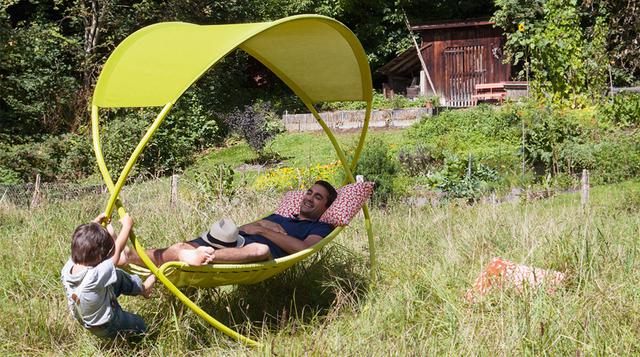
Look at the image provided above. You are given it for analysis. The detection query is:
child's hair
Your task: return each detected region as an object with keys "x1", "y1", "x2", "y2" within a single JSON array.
[{"x1": 71, "y1": 222, "x2": 114, "y2": 266}]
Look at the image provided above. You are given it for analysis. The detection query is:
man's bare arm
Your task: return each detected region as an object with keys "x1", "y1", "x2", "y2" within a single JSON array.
[
  {"x1": 240, "y1": 224, "x2": 322, "y2": 254},
  {"x1": 239, "y1": 219, "x2": 286, "y2": 234}
]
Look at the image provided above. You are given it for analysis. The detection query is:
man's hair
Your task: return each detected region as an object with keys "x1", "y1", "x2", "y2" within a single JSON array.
[
  {"x1": 315, "y1": 180, "x2": 337, "y2": 207},
  {"x1": 71, "y1": 222, "x2": 114, "y2": 266}
]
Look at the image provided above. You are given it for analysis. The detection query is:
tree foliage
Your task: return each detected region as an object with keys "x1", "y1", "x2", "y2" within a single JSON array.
[
  {"x1": 494, "y1": 0, "x2": 640, "y2": 106},
  {"x1": 583, "y1": 0, "x2": 640, "y2": 85},
  {"x1": 0, "y1": 0, "x2": 494, "y2": 142},
  {"x1": 3, "y1": 0, "x2": 636, "y2": 184},
  {"x1": 493, "y1": 0, "x2": 609, "y2": 106}
]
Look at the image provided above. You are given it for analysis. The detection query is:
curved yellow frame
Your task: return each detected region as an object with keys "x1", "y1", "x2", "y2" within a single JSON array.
[{"x1": 91, "y1": 15, "x2": 374, "y2": 347}]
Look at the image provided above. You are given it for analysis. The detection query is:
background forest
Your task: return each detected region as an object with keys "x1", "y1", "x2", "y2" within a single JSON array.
[{"x1": 1, "y1": 0, "x2": 638, "y2": 185}]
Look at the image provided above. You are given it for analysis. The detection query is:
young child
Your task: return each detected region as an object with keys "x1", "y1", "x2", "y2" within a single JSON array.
[{"x1": 61, "y1": 212, "x2": 156, "y2": 339}]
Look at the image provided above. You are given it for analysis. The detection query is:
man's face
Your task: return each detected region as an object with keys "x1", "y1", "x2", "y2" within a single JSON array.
[{"x1": 299, "y1": 184, "x2": 330, "y2": 220}]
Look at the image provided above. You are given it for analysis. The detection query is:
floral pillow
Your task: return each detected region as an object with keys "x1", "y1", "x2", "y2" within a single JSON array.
[{"x1": 274, "y1": 182, "x2": 375, "y2": 227}]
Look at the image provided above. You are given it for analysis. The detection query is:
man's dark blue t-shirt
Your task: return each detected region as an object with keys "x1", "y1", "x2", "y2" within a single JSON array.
[{"x1": 240, "y1": 214, "x2": 334, "y2": 259}]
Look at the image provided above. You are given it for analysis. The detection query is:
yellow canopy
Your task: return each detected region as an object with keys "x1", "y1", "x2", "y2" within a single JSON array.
[
  {"x1": 92, "y1": 14, "x2": 373, "y2": 108},
  {"x1": 90, "y1": 14, "x2": 375, "y2": 347}
]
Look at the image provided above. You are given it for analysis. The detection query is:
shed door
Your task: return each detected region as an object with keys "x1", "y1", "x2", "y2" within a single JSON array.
[{"x1": 444, "y1": 45, "x2": 486, "y2": 107}]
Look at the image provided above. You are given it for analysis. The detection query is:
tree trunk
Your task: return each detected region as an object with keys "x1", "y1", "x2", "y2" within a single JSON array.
[{"x1": 82, "y1": 0, "x2": 107, "y2": 89}]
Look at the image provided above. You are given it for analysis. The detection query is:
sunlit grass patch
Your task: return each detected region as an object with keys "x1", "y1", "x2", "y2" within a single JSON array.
[{"x1": 1, "y1": 177, "x2": 639, "y2": 355}]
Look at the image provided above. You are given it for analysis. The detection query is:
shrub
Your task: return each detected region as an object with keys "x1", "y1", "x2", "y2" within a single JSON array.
[
  {"x1": 406, "y1": 105, "x2": 521, "y2": 171},
  {"x1": 225, "y1": 101, "x2": 284, "y2": 159},
  {"x1": 600, "y1": 92, "x2": 640, "y2": 128},
  {"x1": 425, "y1": 153, "x2": 499, "y2": 200},
  {"x1": 57, "y1": 131, "x2": 94, "y2": 180},
  {"x1": 0, "y1": 133, "x2": 93, "y2": 184},
  {"x1": 188, "y1": 163, "x2": 236, "y2": 199},
  {"x1": 100, "y1": 94, "x2": 224, "y2": 178},
  {"x1": 0, "y1": 166, "x2": 21, "y2": 185},
  {"x1": 403, "y1": 102, "x2": 640, "y2": 192},
  {"x1": 397, "y1": 145, "x2": 441, "y2": 176},
  {"x1": 353, "y1": 138, "x2": 402, "y2": 204},
  {"x1": 523, "y1": 105, "x2": 602, "y2": 176},
  {"x1": 100, "y1": 113, "x2": 149, "y2": 178},
  {"x1": 561, "y1": 132, "x2": 640, "y2": 185},
  {"x1": 252, "y1": 162, "x2": 339, "y2": 192}
]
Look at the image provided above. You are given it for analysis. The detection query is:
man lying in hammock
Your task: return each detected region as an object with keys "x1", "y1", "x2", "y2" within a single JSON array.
[{"x1": 119, "y1": 180, "x2": 337, "y2": 266}]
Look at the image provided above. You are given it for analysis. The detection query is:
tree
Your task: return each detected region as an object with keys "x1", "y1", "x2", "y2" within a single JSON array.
[
  {"x1": 583, "y1": 0, "x2": 640, "y2": 85},
  {"x1": 493, "y1": 0, "x2": 609, "y2": 106}
]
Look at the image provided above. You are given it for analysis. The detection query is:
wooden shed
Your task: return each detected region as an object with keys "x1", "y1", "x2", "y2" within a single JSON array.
[{"x1": 378, "y1": 19, "x2": 513, "y2": 107}]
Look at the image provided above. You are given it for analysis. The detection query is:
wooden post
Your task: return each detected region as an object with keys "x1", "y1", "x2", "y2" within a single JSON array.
[
  {"x1": 402, "y1": 9, "x2": 436, "y2": 96},
  {"x1": 30, "y1": 173, "x2": 41, "y2": 208},
  {"x1": 0, "y1": 188, "x2": 7, "y2": 205},
  {"x1": 522, "y1": 116, "x2": 526, "y2": 181},
  {"x1": 581, "y1": 169, "x2": 589, "y2": 208},
  {"x1": 170, "y1": 174, "x2": 178, "y2": 207},
  {"x1": 608, "y1": 65, "x2": 614, "y2": 97}
]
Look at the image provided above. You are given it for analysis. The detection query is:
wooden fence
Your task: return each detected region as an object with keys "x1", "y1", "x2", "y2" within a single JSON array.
[
  {"x1": 0, "y1": 174, "x2": 106, "y2": 209},
  {"x1": 2, "y1": 170, "x2": 592, "y2": 211}
]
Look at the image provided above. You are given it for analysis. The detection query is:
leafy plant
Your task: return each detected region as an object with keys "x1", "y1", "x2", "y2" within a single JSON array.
[
  {"x1": 190, "y1": 163, "x2": 236, "y2": 199},
  {"x1": 354, "y1": 138, "x2": 402, "y2": 205},
  {"x1": 600, "y1": 92, "x2": 640, "y2": 128},
  {"x1": 398, "y1": 145, "x2": 441, "y2": 176},
  {"x1": 493, "y1": 0, "x2": 609, "y2": 106},
  {"x1": 521, "y1": 104, "x2": 600, "y2": 176},
  {"x1": 225, "y1": 101, "x2": 284, "y2": 160},
  {"x1": 425, "y1": 153, "x2": 499, "y2": 200}
]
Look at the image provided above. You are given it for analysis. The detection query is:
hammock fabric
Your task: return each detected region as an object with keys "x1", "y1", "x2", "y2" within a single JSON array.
[{"x1": 91, "y1": 15, "x2": 375, "y2": 347}]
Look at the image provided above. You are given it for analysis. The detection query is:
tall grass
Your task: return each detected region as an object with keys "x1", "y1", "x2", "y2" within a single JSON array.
[{"x1": 1, "y1": 177, "x2": 639, "y2": 355}]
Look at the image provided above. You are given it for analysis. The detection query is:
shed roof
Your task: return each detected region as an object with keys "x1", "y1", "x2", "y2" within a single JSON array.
[
  {"x1": 410, "y1": 18, "x2": 494, "y2": 31},
  {"x1": 376, "y1": 43, "x2": 429, "y2": 76}
]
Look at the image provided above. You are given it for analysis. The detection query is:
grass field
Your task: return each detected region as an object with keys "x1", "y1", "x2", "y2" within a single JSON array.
[
  {"x1": 1, "y1": 166, "x2": 639, "y2": 355},
  {"x1": 2, "y1": 128, "x2": 639, "y2": 355},
  {"x1": 189, "y1": 129, "x2": 405, "y2": 169}
]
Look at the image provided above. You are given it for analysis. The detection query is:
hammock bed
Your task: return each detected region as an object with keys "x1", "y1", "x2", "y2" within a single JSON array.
[{"x1": 91, "y1": 15, "x2": 375, "y2": 347}]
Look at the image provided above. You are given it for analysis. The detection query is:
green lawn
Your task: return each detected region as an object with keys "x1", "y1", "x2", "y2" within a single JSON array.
[
  {"x1": 190, "y1": 129, "x2": 406, "y2": 170},
  {"x1": 1, "y1": 166, "x2": 639, "y2": 354}
]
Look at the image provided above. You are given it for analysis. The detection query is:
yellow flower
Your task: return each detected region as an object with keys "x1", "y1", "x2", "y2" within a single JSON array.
[{"x1": 518, "y1": 22, "x2": 525, "y2": 32}]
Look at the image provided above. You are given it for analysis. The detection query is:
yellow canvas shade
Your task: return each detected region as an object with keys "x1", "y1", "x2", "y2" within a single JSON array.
[
  {"x1": 93, "y1": 15, "x2": 372, "y2": 108},
  {"x1": 91, "y1": 14, "x2": 374, "y2": 348}
]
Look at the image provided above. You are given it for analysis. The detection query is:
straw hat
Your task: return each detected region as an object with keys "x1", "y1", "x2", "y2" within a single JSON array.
[{"x1": 200, "y1": 218, "x2": 245, "y2": 249}]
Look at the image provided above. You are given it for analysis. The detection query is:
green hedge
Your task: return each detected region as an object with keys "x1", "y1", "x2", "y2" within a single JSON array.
[{"x1": 0, "y1": 93, "x2": 225, "y2": 184}]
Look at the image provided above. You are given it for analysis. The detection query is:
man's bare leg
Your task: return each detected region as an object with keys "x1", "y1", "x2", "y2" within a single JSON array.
[
  {"x1": 178, "y1": 246, "x2": 216, "y2": 265},
  {"x1": 120, "y1": 242, "x2": 271, "y2": 266},
  {"x1": 119, "y1": 242, "x2": 214, "y2": 266}
]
